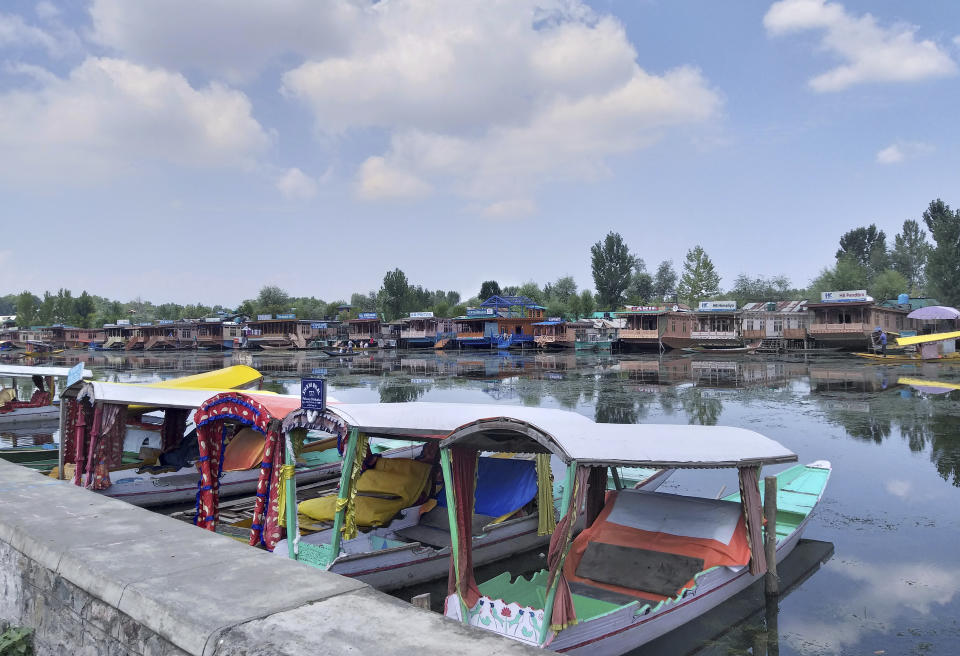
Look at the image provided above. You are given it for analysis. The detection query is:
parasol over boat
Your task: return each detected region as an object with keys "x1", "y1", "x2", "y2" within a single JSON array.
[{"x1": 906, "y1": 305, "x2": 960, "y2": 320}]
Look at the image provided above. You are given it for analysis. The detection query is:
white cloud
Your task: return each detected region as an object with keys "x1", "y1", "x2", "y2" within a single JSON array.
[
  {"x1": 34, "y1": 2, "x2": 59, "y2": 21},
  {"x1": 0, "y1": 57, "x2": 270, "y2": 185},
  {"x1": 764, "y1": 0, "x2": 957, "y2": 92},
  {"x1": 276, "y1": 167, "x2": 318, "y2": 200},
  {"x1": 88, "y1": 0, "x2": 360, "y2": 82},
  {"x1": 281, "y1": 1, "x2": 720, "y2": 213},
  {"x1": 356, "y1": 156, "x2": 432, "y2": 200},
  {"x1": 876, "y1": 140, "x2": 933, "y2": 165},
  {"x1": 482, "y1": 199, "x2": 537, "y2": 219},
  {"x1": 0, "y1": 12, "x2": 58, "y2": 54}
]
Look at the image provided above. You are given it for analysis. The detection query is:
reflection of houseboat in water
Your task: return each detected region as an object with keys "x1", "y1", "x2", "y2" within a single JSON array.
[{"x1": 808, "y1": 365, "x2": 893, "y2": 394}]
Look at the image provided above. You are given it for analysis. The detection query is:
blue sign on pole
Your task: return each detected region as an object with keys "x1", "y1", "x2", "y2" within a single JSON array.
[
  {"x1": 301, "y1": 378, "x2": 326, "y2": 411},
  {"x1": 66, "y1": 362, "x2": 85, "y2": 387}
]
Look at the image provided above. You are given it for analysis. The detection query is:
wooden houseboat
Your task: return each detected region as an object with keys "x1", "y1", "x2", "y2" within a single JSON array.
[
  {"x1": 617, "y1": 306, "x2": 672, "y2": 351},
  {"x1": 656, "y1": 311, "x2": 696, "y2": 350},
  {"x1": 101, "y1": 322, "x2": 129, "y2": 350},
  {"x1": 455, "y1": 296, "x2": 545, "y2": 349},
  {"x1": 123, "y1": 324, "x2": 148, "y2": 351},
  {"x1": 576, "y1": 319, "x2": 617, "y2": 351},
  {"x1": 533, "y1": 320, "x2": 574, "y2": 349},
  {"x1": 806, "y1": 291, "x2": 912, "y2": 350},
  {"x1": 400, "y1": 312, "x2": 441, "y2": 348},
  {"x1": 741, "y1": 300, "x2": 811, "y2": 351},
  {"x1": 245, "y1": 315, "x2": 317, "y2": 350},
  {"x1": 688, "y1": 301, "x2": 745, "y2": 350},
  {"x1": 346, "y1": 313, "x2": 383, "y2": 347}
]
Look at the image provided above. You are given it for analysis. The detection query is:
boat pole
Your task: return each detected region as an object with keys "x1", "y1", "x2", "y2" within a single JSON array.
[
  {"x1": 329, "y1": 427, "x2": 360, "y2": 565},
  {"x1": 57, "y1": 395, "x2": 67, "y2": 480},
  {"x1": 763, "y1": 475, "x2": 778, "y2": 595}
]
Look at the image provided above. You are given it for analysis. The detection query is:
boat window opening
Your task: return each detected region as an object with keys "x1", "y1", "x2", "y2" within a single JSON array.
[{"x1": 773, "y1": 319, "x2": 783, "y2": 332}]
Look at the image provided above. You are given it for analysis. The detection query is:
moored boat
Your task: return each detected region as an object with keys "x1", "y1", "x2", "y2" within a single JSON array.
[
  {"x1": 441, "y1": 419, "x2": 830, "y2": 655},
  {"x1": 0, "y1": 364, "x2": 92, "y2": 428}
]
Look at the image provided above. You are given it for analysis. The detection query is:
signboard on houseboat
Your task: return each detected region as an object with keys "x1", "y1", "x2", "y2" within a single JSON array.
[
  {"x1": 300, "y1": 378, "x2": 326, "y2": 411},
  {"x1": 204, "y1": 317, "x2": 220, "y2": 323},
  {"x1": 276, "y1": 314, "x2": 296, "y2": 319},
  {"x1": 257, "y1": 314, "x2": 272, "y2": 320},
  {"x1": 158, "y1": 320, "x2": 174, "y2": 325},
  {"x1": 623, "y1": 305, "x2": 664, "y2": 312},
  {"x1": 117, "y1": 319, "x2": 130, "y2": 326},
  {"x1": 310, "y1": 323, "x2": 327, "y2": 329},
  {"x1": 358, "y1": 312, "x2": 378, "y2": 320},
  {"x1": 409, "y1": 311, "x2": 434, "y2": 318},
  {"x1": 820, "y1": 290, "x2": 869, "y2": 303},
  {"x1": 698, "y1": 301, "x2": 738, "y2": 312},
  {"x1": 467, "y1": 308, "x2": 495, "y2": 317}
]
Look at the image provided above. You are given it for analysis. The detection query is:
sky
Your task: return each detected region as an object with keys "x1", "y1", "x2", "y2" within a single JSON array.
[{"x1": 0, "y1": 0, "x2": 958, "y2": 306}]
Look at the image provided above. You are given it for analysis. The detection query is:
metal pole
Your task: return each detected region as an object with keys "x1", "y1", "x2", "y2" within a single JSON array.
[{"x1": 763, "y1": 475, "x2": 779, "y2": 595}]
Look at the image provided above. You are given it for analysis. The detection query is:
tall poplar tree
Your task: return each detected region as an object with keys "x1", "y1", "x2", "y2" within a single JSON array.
[
  {"x1": 677, "y1": 245, "x2": 721, "y2": 306},
  {"x1": 923, "y1": 199, "x2": 960, "y2": 305},
  {"x1": 891, "y1": 219, "x2": 932, "y2": 294},
  {"x1": 590, "y1": 232, "x2": 636, "y2": 310}
]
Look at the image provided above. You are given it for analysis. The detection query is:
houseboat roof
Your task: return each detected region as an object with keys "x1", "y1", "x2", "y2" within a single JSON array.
[
  {"x1": 806, "y1": 300, "x2": 908, "y2": 311},
  {"x1": 0, "y1": 365, "x2": 93, "y2": 379},
  {"x1": 741, "y1": 300, "x2": 808, "y2": 312}
]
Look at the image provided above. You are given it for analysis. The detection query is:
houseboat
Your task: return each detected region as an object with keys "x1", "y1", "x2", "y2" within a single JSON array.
[
  {"x1": 617, "y1": 306, "x2": 671, "y2": 351},
  {"x1": 455, "y1": 296, "x2": 545, "y2": 349},
  {"x1": 806, "y1": 291, "x2": 912, "y2": 350},
  {"x1": 102, "y1": 322, "x2": 130, "y2": 349},
  {"x1": 741, "y1": 300, "x2": 811, "y2": 351},
  {"x1": 245, "y1": 315, "x2": 319, "y2": 350},
  {"x1": 345, "y1": 313, "x2": 383, "y2": 348},
  {"x1": 533, "y1": 320, "x2": 575, "y2": 349},
  {"x1": 687, "y1": 301, "x2": 747, "y2": 350},
  {"x1": 400, "y1": 312, "x2": 442, "y2": 348},
  {"x1": 575, "y1": 319, "x2": 617, "y2": 351}
]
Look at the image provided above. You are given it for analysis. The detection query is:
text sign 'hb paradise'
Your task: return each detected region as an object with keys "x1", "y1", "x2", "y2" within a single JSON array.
[{"x1": 301, "y1": 378, "x2": 326, "y2": 411}]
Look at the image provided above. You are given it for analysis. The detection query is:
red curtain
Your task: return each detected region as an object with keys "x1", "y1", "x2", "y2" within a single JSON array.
[
  {"x1": 87, "y1": 404, "x2": 126, "y2": 490},
  {"x1": 546, "y1": 466, "x2": 589, "y2": 633},
  {"x1": 72, "y1": 402, "x2": 89, "y2": 486},
  {"x1": 249, "y1": 429, "x2": 284, "y2": 550},
  {"x1": 446, "y1": 447, "x2": 481, "y2": 608},
  {"x1": 194, "y1": 422, "x2": 226, "y2": 531},
  {"x1": 738, "y1": 466, "x2": 767, "y2": 576}
]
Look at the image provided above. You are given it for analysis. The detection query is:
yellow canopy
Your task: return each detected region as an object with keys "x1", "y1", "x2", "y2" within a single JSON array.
[
  {"x1": 137, "y1": 365, "x2": 262, "y2": 391},
  {"x1": 896, "y1": 330, "x2": 960, "y2": 347}
]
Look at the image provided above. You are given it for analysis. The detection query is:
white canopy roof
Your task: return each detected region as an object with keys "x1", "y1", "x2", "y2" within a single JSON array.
[
  {"x1": 317, "y1": 401, "x2": 797, "y2": 468},
  {"x1": 0, "y1": 364, "x2": 93, "y2": 379},
  {"x1": 62, "y1": 380, "x2": 279, "y2": 410}
]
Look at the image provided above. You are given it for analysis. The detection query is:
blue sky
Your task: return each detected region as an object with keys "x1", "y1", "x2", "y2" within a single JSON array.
[{"x1": 1, "y1": 0, "x2": 957, "y2": 306}]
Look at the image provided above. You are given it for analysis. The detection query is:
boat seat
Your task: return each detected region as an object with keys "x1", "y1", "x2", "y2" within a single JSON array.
[
  {"x1": 393, "y1": 507, "x2": 499, "y2": 548},
  {"x1": 575, "y1": 542, "x2": 705, "y2": 598},
  {"x1": 418, "y1": 506, "x2": 497, "y2": 535},
  {"x1": 568, "y1": 581, "x2": 659, "y2": 607}
]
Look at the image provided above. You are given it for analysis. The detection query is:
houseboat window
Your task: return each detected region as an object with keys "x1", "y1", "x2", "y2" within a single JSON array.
[{"x1": 774, "y1": 319, "x2": 783, "y2": 332}]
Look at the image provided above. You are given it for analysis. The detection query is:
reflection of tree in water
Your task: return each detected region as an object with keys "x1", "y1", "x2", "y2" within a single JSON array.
[
  {"x1": 928, "y1": 414, "x2": 960, "y2": 487},
  {"x1": 834, "y1": 411, "x2": 892, "y2": 444},
  {"x1": 517, "y1": 378, "x2": 545, "y2": 407},
  {"x1": 378, "y1": 380, "x2": 428, "y2": 403},
  {"x1": 552, "y1": 380, "x2": 583, "y2": 410},
  {"x1": 659, "y1": 386, "x2": 679, "y2": 415},
  {"x1": 681, "y1": 387, "x2": 722, "y2": 425},
  {"x1": 595, "y1": 387, "x2": 638, "y2": 424}
]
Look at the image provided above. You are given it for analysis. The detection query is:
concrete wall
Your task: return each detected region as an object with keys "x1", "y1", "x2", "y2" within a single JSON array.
[{"x1": 0, "y1": 459, "x2": 537, "y2": 655}]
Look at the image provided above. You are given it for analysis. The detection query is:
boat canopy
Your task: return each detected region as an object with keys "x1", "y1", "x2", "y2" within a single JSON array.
[
  {"x1": 62, "y1": 380, "x2": 277, "y2": 410},
  {"x1": 896, "y1": 330, "x2": 960, "y2": 347},
  {"x1": 441, "y1": 412, "x2": 796, "y2": 468},
  {"x1": 0, "y1": 364, "x2": 93, "y2": 379},
  {"x1": 134, "y1": 365, "x2": 262, "y2": 391}
]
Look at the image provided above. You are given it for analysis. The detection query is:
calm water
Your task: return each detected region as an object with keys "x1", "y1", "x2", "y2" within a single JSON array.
[{"x1": 7, "y1": 349, "x2": 960, "y2": 655}]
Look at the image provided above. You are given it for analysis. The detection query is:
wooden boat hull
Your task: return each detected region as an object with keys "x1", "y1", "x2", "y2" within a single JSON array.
[{"x1": 853, "y1": 351, "x2": 960, "y2": 363}]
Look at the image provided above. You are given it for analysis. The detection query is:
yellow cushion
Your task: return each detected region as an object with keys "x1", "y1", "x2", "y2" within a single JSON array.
[
  {"x1": 356, "y1": 457, "x2": 432, "y2": 500},
  {"x1": 0, "y1": 388, "x2": 16, "y2": 405},
  {"x1": 298, "y1": 495, "x2": 409, "y2": 527}
]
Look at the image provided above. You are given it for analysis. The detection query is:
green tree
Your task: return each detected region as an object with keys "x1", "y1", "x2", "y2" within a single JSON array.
[
  {"x1": 37, "y1": 291, "x2": 55, "y2": 325},
  {"x1": 256, "y1": 285, "x2": 290, "y2": 315},
  {"x1": 15, "y1": 291, "x2": 38, "y2": 326},
  {"x1": 567, "y1": 292, "x2": 583, "y2": 319},
  {"x1": 870, "y1": 269, "x2": 909, "y2": 302},
  {"x1": 891, "y1": 219, "x2": 932, "y2": 294},
  {"x1": 652, "y1": 260, "x2": 677, "y2": 302},
  {"x1": 676, "y1": 245, "x2": 721, "y2": 306},
  {"x1": 380, "y1": 268, "x2": 410, "y2": 321},
  {"x1": 550, "y1": 276, "x2": 577, "y2": 304},
  {"x1": 479, "y1": 280, "x2": 501, "y2": 300},
  {"x1": 590, "y1": 232, "x2": 636, "y2": 309},
  {"x1": 923, "y1": 199, "x2": 960, "y2": 305},
  {"x1": 837, "y1": 224, "x2": 888, "y2": 273},
  {"x1": 74, "y1": 291, "x2": 96, "y2": 328},
  {"x1": 626, "y1": 259, "x2": 653, "y2": 304},
  {"x1": 809, "y1": 255, "x2": 870, "y2": 295},
  {"x1": 579, "y1": 290, "x2": 595, "y2": 317},
  {"x1": 517, "y1": 281, "x2": 544, "y2": 305},
  {"x1": 729, "y1": 274, "x2": 792, "y2": 306}
]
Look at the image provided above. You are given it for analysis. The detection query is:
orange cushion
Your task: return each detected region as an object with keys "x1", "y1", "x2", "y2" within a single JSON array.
[{"x1": 222, "y1": 428, "x2": 266, "y2": 472}]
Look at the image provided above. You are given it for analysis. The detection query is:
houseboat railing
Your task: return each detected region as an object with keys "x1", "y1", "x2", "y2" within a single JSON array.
[
  {"x1": 691, "y1": 330, "x2": 739, "y2": 340},
  {"x1": 808, "y1": 323, "x2": 868, "y2": 334},
  {"x1": 619, "y1": 328, "x2": 659, "y2": 339}
]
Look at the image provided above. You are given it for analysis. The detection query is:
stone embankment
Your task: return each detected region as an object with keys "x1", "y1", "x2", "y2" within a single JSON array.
[{"x1": 0, "y1": 459, "x2": 536, "y2": 655}]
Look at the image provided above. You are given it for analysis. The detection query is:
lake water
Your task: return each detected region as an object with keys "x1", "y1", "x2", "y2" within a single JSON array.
[{"x1": 6, "y1": 349, "x2": 959, "y2": 655}]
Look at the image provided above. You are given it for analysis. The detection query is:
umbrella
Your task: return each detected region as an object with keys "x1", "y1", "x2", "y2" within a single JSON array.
[{"x1": 907, "y1": 305, "x2": 960, "y2": 320}]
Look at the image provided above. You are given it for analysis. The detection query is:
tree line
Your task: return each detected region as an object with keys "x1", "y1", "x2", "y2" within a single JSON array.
[{"x1": 4, "y1": 198, "x2": 959, "y2": 326}]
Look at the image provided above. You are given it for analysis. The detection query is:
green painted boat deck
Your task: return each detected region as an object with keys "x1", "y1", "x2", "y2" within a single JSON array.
[
  {"x1": 478, "y1": 571, "x2": 623, "y2": 623},
  {"x1": 723, "y1": 463, "x2": 829, "y2": 540}
]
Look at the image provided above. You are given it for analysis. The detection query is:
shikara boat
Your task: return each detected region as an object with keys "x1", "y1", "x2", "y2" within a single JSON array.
[
  {"x1": 0, "y1": 364, "x2": 92, "y2": 427},
  {"x1": 227, "y1": 403, "x2": 670, "y2": 592},
  {"x1": 681, "y1": 340, "x2": 763, "y2": 354},
  {"x1": 441, "y1": 420, "x2": 830, "y2": 655},
  {"x1": 55, "y1": 381, "x2": 324, "y2": 507},
  {"x1": 853, "y1": 330, "x2": 960, "y2": 363}
]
